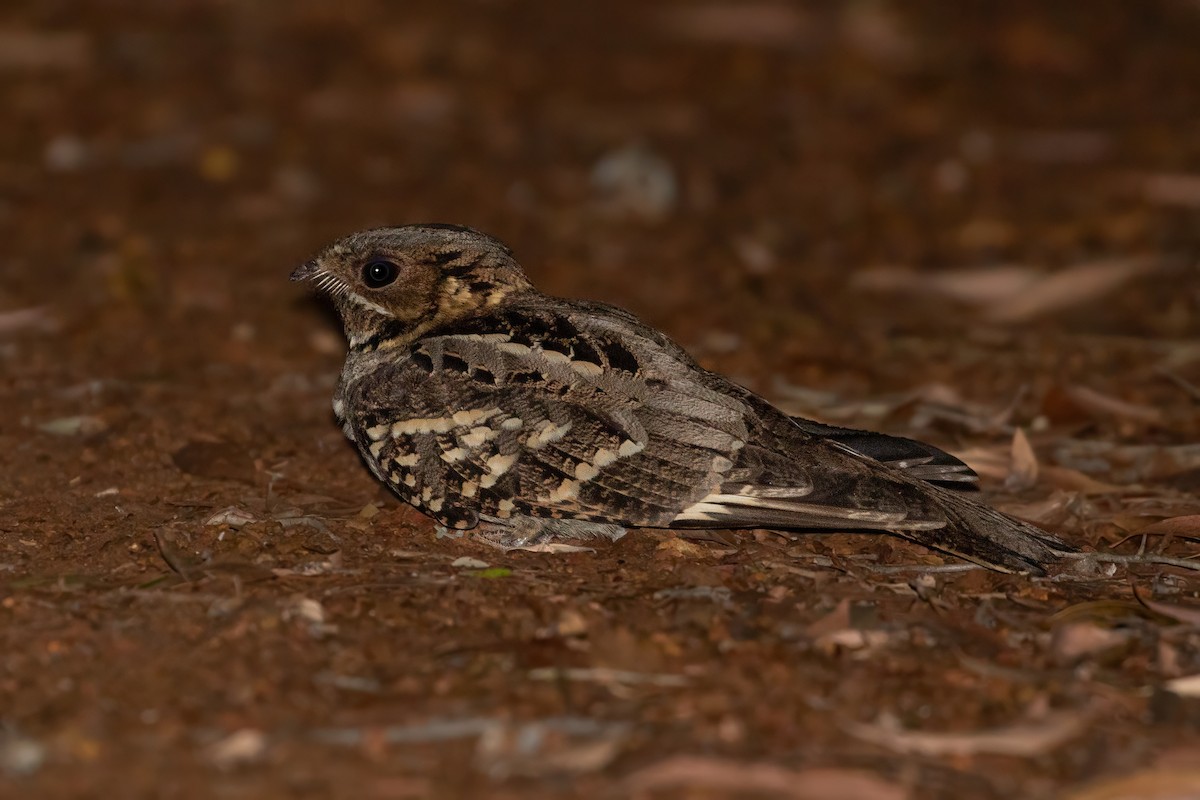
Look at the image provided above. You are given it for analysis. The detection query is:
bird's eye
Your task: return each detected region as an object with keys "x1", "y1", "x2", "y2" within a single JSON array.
[{"x1": 362, "y1": 260, "x2": 399, "y2": 289}]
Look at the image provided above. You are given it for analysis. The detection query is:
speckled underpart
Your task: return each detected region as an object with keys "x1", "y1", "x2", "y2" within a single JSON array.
[{"x1": 295, "y1": 224, "x2": 1073, "y2": 573}]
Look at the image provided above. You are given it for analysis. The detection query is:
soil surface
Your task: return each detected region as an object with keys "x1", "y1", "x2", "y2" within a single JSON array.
[{"x1": 3, "y1": 2, "x2": 1200, "y2": 798}]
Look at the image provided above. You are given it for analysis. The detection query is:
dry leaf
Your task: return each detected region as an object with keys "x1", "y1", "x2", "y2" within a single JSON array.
[
  {"x1": 657, "y1": 4, "x2": 811, "y2": 47},
  {"x1": 1007, "y1": 428, "x2": 1040, "y2": 490},
  {"x1": 851, "y1": 264, "x2": 1038, "y2": 304},
  {"x1": 843, "y1": 711, "x2": 1088, "y2": 757},
  {"x1": 1051, "y1": 623, "x2": 1132, "y2": 663},
  {"x1": 1140, "y1": 171, "x2": 1200, "y2": 208},
  {"x1": 1164, "y1": 674, "x2": 1200, "y2": 699},
  {"x1": 1132, "y1": 584, "x2": 1200, "y2": 627},
  {"x1": 1064, "y1": 766, "x2": 1200, "y2": 800},
  {"x1": 1062, "y1": 385, "x2": 1164, "y2": 426},
  {"x1": 1135, "y1": 515, "x2": 1200, "y2": 541},
  {"x1": 852, "y1": 258, "x2": 1152, "y2": 323},
  {"x1": 626, "y1": 757, "x2": 906, "y2": 800},
  {"x1": 985, "y1": 258, "x2": 1152, "y2": 323}
]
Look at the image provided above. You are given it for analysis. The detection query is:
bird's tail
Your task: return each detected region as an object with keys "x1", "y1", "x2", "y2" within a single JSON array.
[{"x1": 898, "y1": 483, "x2": 1075, "y2": 575}]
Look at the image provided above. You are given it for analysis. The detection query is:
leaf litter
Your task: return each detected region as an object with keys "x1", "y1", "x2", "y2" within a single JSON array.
[{"x1": 4, "y1": 4, "x2": 1200, "y2": 799}]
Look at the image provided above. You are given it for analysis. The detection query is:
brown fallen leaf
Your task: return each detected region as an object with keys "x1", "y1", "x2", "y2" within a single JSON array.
[
  {"x1": 1062, "y1": 385, "x2": 1164, "y2": 427},
  {"x1": 851, "y1": 258, "x2": 1153, "y2": 323},
  {"x1": 1134, "y1": 515, "x2": 1200, "y2": 542},
  {"x1": 851, "y1": 264, "x2": 1038, "y2": 304},
  {"x1": 1050, "y1": 622, "x2": 1132, "y2": 664},
  {"x1": 843, "y1": 711, "x2": 1088, "y2": 757},
  {"x1": 1131, "y1": 583, "x2": 1200, "y2": 627},
  {"x1": 1064, "y1": 766, "x2": 1200, "y2": 800},
  {"x1": 626, "y1": 757, "x2": 906, "y2": 800},
  {"x1": 656, "y1": 3, "x2": 811, "y2": 47},
  {"x1": 984, "y1": 258, "x2": 1153, "y2": 323},
  {"x1": 1007, "y1": 428, "x2": 1039, "y2": 490},
  {"x1": 1139, "y1": 171, "x2": 1200, "y2": 208},
  {"x1": 1164, "y1": 674, "x2": 1200, "y2": 699},
  {"x1": 1052, "y1": 440, "x2": 1200, "y2": 483}
]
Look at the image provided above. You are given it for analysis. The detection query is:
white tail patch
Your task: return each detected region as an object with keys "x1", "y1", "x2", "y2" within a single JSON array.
[{"x1": 671, "y1": 490, "x2": 936, "y2": 527}]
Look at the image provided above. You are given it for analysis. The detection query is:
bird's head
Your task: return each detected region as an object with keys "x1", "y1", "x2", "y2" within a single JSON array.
[{"x1": 292, "y1": 224, "x2": 533, "y2": 349}]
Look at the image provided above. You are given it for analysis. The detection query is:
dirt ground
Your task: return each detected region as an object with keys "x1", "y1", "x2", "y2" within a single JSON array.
[{"x1": 3, "y1": 1, "x2": 1200, "y2": 797}]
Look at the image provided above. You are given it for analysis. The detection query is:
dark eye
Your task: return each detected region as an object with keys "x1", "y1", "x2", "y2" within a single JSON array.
[{"x1": 362, "y1": 260, "x2": 398, "y2": 289}]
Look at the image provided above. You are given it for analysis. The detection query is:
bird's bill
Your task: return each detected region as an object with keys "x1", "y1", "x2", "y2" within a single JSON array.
[{"x1": 290, "y1": 259, "x2": 320, "y2": 282}]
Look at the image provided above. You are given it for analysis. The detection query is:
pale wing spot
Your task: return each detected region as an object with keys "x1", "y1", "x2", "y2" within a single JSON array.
[
  {"x1": 570, "y1": 360, "x2": 604, "y2": 378},
  {"x1": 421, "y1": 487, "x2": 433, "y2": 502},
  {"x1": 366, "y1": 423, "x2": 390, "y2": 441},
  {"x1": 618, "y1": 439, "x2": 645, "y2": 457},
  {"x1": 526, "y1": 420, "x2": 573, "y2": 449},
  {"x1": 496, "y1": 341, "x2": 532, "y2": 356},
  {"x1": 389, "y1": 471, "x2": 402, "y2": 484},
  {"x1": 546, "y1": 478, "x2": 580, "y2": 503},
  {"x1": 393, "y1": 417, "x2": 455, "y2": 435},
  {"x1": 461, "y1": 480, "x2": 478, "y2": 498},
  {"x1": 440, "y1": 447, "x2": 468, "y2": 463},
  {"x1": 575, "y1": 462, "x2": 600, "y2": 481},
  {"x1": 452, "y1": 407, "x2": 502, "y2": 426},
  {"x1": 403, "y1": 473, "x2": 417, "y2": 488},
  {"x1": 591, "y1": 447, "x2": 619, "y2": 468},
  {"x1": 485, "y1": 453, "x2": 518, "y2": 476},
  {"x1": 541, "y1": 349, "x2": 571, "y2": 364},
  {"x1": 712, "y1": 455, "x2": 734, "y2": 473},
  {"x1": 427, "y1": 497, "x2": 444, "y2": 513},
  {"x1": 479, "y1": 473, "x2": 499, "y2": 489},
  {"x1": 497, "y1": 498, "x2": 515, "y2": 516},
  {"x1": 730, "y1": 439, "x2": 745, "y2": 451},
  {"x1": 369, "y1": 440, "x2": 387, "y2": 458},
  {"x1": 460, "y1": 426, "x2": 496, "y2": 448},
  {"x1": 332, "y1": 399, "x2": 345, "y2": 417},
  {"x1": 393, "y1": 452, "x2": 420, "y2": 467},
  {"x1": 500, "y1": 418, "x2": 524, "y2": 431}
]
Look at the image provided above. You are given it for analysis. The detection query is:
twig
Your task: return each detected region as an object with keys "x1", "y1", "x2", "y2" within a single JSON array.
[
  {"x1": 1059, "y1": 551, "x2": 1200, "y2": 572},
  {"x1": 1156, "y1": 366, "x2": 1200, "y2": 403},
  {"x1": 862, "y1": 563, "x2": 984, "y2": 575}
]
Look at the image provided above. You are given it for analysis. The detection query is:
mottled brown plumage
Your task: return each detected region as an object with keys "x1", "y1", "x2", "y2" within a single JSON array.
[{"x1": 292, "y1": 224, "x2": 1072, "y2": 574}]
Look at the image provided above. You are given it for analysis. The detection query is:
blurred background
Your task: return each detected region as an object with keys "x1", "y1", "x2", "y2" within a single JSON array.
[{"x1": 3, "y1": 1, "x2": 1200, "y2": 796}]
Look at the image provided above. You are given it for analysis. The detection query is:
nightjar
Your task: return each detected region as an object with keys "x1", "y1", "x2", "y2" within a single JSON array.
[{"x1": 292, "y1": 224, "x2": 1071, "y2": 574}]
